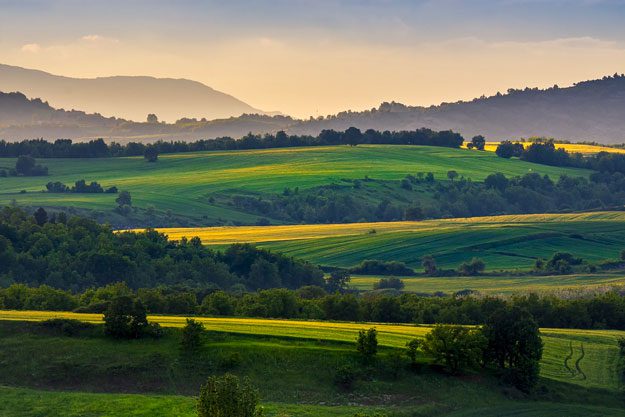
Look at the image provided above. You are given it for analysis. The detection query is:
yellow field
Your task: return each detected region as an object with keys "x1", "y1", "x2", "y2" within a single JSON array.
[
  {"x1": 143, "y1": 211, "x2": 625, "y2": 245},
  {"x1": 467, "y1": 142, "x2": 625, "y2": 154}
]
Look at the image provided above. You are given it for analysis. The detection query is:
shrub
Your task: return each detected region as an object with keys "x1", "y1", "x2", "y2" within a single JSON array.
[
  {"x1": 38, "y1": 318, "x2": 94, "y2": 337},
  {"x1": 373, "y1": 277, "x2": 405, "y2": 290},
  {"x1": 356, "y1": 327, "x2": 378, "y2": 363},
  {"x1": 334, "y1": 364, "x2": 357, "y2": 390},
  {"x1": 181, "y1": 318, "x2": 205, "y2": 352},
  {"x1": 103, "y1": 296, "x2": 149, "y2": 339},
  {"x1": 197, "y1": 373, "x2": 264, "y2": 417}
]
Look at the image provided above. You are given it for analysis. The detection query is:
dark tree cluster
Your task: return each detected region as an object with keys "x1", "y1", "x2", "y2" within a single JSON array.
[
  {"x1": 46, "y1": 180, "x2": 118, "y2": 194},
  {"x1": 0, "y1": 207, "x2": 323, "y2": 291},
  {"x1": 3, "y1": 281, "x2": 625, "y2": 331},
  {"x1": 0, "y1": 127, "x2": 464, "y2": 159}
]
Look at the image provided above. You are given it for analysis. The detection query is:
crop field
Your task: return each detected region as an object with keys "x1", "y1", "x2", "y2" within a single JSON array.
[
  {"x1": 155, "y1": 211, "x2": 625, "y2": 271},
  {"x1": 349, "y1": 272, "x2": 625, "y2": 294},
  {"x1": 0, "y1": 145, "x2": 590, "y2": 223},
  {"x1": 1, "y1": 310, "x2": 623, "y2": 392},
  {"x1": 470, "y1": 141, "x2": 625, "y2": 154}
]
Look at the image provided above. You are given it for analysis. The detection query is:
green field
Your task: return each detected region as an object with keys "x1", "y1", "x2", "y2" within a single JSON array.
[
  {"x1": 0, "y1": 315, "x2": 622, "y2": 417},
  {"x1": 349, "y1": 272, "x2": 625, "y2": 294},
  {"x1": 158, "y1": 211, "x2": 625, "y2": 272},
  {"x1": 0, "y1": 145, "x2": 590, "y2": 225}
]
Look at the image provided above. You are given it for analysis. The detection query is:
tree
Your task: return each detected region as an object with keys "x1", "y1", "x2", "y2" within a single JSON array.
[
  {"x1": 482, "y1": 306, "x2": 543, "y2": 392},
  {"x1": 343, "y1": 127, "x2": 363, "y2": 146},
  {"x1": 116, "y1": 190, "x2": 132, "y2": 207},
  {"x1": 495, "y1": 141, "x2": 524, "y2": 159},
  {"x1": 147, "y1": 114, "x2": 159, "y2": 123},
  {"x1": 447, "y1": 170, "x2": 459, "y2": 181},
  {"x1": 326, "y1": 270, "x2": 350, "y2": 293},
  {"x1": 405, "y1": 338, "x2": 422, "y2": 367},
  {"x1": 471, "y1": 135, "x2": 486, "y2": 151},
  {"x1": 144, "y1": 147, "x2": 158, "y2": 162},
  {"x1": 356, "y1": 327, "x2": 378, "y2": 362},
  {"x1": 181, "y1": 318, "x2": 204, "y2": 352},
  {"x1": 33, "y1": 207, "x2": 48, "y2": 226},
  {"x1": 197, "y1": 373, "x2": 264, "y2": 417},
  {"x1": 421, "y1": 255, "x2": 437, "y2": 276},
  {"x1": 459, "y1": 258, "x2": 485, "y2": 276},
  {"x1": 422, "y1": 325, "x2": 485, "y2": 374},
  {"x1": 103, "y1": 296, "x2": 148, "y2": 339}
]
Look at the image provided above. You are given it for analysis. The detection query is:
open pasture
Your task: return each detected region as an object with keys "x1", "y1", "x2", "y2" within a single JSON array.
[
  {"x1": 0, "y1": 310, "x2": 622, "y2": 391},
  {"x1": 0, "y1": 145, "x2": 590, "y2": 223},
  {"x1": 156, "y1": 211, "x2": 625, "y2": 271}
]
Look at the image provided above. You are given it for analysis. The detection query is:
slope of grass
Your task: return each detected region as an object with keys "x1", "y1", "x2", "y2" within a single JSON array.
[
  {"x1": 156, "y1": 211, "x2": 625, "y2": 271},
  {"x1": 0, "y1": 312, "x2": 622, "y2": 392},
  {"x1": 0, "y1": 145, "x2": 590, "y2": 224}
]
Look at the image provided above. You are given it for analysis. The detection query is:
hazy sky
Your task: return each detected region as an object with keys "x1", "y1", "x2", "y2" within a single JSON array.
[{"x1": 1, "y1": 0, "x2": 625, "y2": 117}]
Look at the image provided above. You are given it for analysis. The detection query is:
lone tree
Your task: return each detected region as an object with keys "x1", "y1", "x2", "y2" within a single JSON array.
[
  {"x1": 181, "y1": 318, "x2": 205, "y2": 353},
  {"x1": 421, "y1": 255, "x2": 437, "y2": 276},
  {"x1": 197, "y1": 373, "x2": 264, "y2": 417},
  {"x1": 356, "y1": 327, "x2": 378, "y2": 363},
  {"x1": 103, "y1": 296, "x2": 148, "y2": 339},
  {"x1": 447, "y1": 170, "x2": 459, "y2": 182},
  {"x1": 144, "y1": 147, "x2": 159, "y2": 162},
  {"x1": 116, "y1": 190, "x2": 132, "y2": 207},
  {"x1": 326, "y1": 270, "x2": 351, "y2": 293},
  {"x1": 482, "y1": 307, "x2": 543, "y2": 392},
  {"x1": 471, "y1": 135, "x2": 486, "y2": 151}
]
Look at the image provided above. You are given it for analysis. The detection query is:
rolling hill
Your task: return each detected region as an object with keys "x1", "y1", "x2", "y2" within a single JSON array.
[
  {"x1": 155, "y1": 211, "x2": 625, "y2": 273},
  {"x1": 0, "y1": 145, "x2": 590, "y2": 226},
  {"x1": 0, "y1": 63, "x2": 261, "y2": 122}
]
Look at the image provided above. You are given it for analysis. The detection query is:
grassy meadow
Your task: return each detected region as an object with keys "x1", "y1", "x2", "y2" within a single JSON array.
[
  {"x1": 0, "y1": 315, "x2": 623, "y2": 416},
  {"x1": 0, "y1": 145, "x2": 590, "y2": 224},
  {"x1": 155, "y1": 211, "x2": 625, "y2": 271}
]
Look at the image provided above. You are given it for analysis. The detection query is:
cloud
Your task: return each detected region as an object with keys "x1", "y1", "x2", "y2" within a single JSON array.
[{"x1": 21, "y1": 43, "x2": 41, "y2": 53}]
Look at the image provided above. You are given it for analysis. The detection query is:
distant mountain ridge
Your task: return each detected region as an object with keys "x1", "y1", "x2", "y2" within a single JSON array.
[
  {"x1": 1, "y1": 72, "x2": 625, "y2": 143},
  {"x1": 0, "y1": 63, "x2": 261, "y2": 122}
]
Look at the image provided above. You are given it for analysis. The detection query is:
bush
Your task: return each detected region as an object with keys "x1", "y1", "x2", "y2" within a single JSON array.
[
  {"x1": 356, "y1": 327, "x2": 378, "y2": 363},
  {"x1": 373, "y1": 277, "x2": 405, "y2": 290},
  {"x1": 37, "y1": 318, "x2": 94, "y2": 337},
  {"x1": 197, "y1": 373, "x2": 264, "y2": 417},
  {"x1": 181, "y1": 318, "x2": 204, "y2": 352},
  {"x1": 103, "y1": 296, "x2": 149, "y2": 339},
  {"x1": 458, "y1": 258, "x2": 485, "y2": 276},
  {"x1": 334, "y1": 364, "x2": 357, "y2": 390}
]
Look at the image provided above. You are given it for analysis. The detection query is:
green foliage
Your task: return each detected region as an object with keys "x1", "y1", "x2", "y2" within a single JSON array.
[
  {"x1": 458, "y1": 258, "x2": 485, "y2": 276},
  {"x1": 197, "y1": 373, "x2": 264, "y2": 417},
  {"x1": 103, "y1": 296, "x2": 149, "y2": 339},
  {"x1": 373, "y1": 277, "x2": 405, "y2": 290},
  {"x1": 405, "y1": 338, "x2": 422, "y2": 366},
  {"x1": 422, "y1": 325, "x2": 486, "y2": 374},
  {"x1": 181, "y1": 319, "x2": 205, "y2": 352},
  {"x1": 482, "y1": 307, "x2": 543, "y2": 392},
  {"x1": 356, "y1": 327, "x2": 378, "y2": 363}
]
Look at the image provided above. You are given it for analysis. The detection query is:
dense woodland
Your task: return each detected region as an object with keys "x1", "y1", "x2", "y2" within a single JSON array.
[{"x1": 0, "y1": 207, "x2": 323, "y2": 291}]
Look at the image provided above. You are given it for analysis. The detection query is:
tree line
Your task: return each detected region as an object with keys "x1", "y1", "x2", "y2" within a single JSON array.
[
  {"x1": 3, "y1": 282, "x2": 625, "y2": 331},
  {"x1": 0, "y1": 127, "x2": 464, "y2": 159}
]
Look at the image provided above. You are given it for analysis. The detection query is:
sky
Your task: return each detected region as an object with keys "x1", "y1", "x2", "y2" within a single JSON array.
[{"x1": 1, "y1": 0, "x2": 625, "y2": 117}]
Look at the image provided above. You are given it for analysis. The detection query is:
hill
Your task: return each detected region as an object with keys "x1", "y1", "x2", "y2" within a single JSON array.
[
  {"x1": 0, "y1": 145, "x2": 589, "y2": 227},
  {"x1": 288, "y1": 74, "x2": 625, "y2": 144},
  {"x1": 0, "y1": 317, "x2": 622, "y2": 416},
  {"x1": 157, "y1": 211, "x2": 625, "y2": 272},
  {"x1": 0, "y1": 63, "x2": 261, "y2": 122}
]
